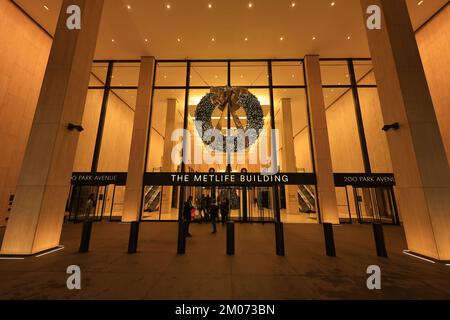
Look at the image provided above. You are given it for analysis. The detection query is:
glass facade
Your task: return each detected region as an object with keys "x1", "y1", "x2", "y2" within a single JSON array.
[
  {"x1": 320, "y1": 59, "x2": 398, "y2": 225},
  {"x1": 142, "y1": 60, "x2": 315, "y2": 223},
  {"x1": 68, "y1": 59, "x2": 398, "y2": 226}
]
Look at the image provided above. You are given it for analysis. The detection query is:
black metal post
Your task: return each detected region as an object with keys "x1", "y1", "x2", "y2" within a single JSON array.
[
  {"x1": 177, "y1": 221, "x2": 186, "y2": 255},
  {"x1": 275, "y1": 222, "x2": 285, "y2": 256},
  {"x1": 79, "y1": 220, "x2": 93, "y2": 253},
  {"x1": 128, "y1": 221, "x2": 140, "y2": 254},
  {"x1": 372, "y1": 223, "x2": 388, "y2": 258},
  {"x1": 91, "y1": 61, "x2": 114, "y2": 173},
  {"x1": 323, "y1": 223, "x2": 336, "y2": 257},
  {"x1": 227, "y1": 221, "x2": 235, "y2": 255}
]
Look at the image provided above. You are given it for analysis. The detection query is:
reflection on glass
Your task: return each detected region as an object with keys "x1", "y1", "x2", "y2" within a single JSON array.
[
  {"x1": 231, "y1": 62, "x2": 268, "y2": 86},
  {"x1": 273, "y1": 89, "x2": 312, "y2": 173},
  {"x1": 111, "y1": 62, "x2": 140, "y2": 87},
  {"x1": 320, "y1": 60, "x2": 351, "y2": 85},
  {"x1": 324, "y1": 88, "x2": 365, "y2": 173},
  {"x1": 155, "y1": 62, "x2": 187, "y2": 87},
  {"x1": 353, "y1": 60, "x2": 376, "y2": 85},
  {"x1": 97, "y1": 90, "x2": 136, "y2": 172},
  {"x1": 73, "y1": 89, "x2": 104, "y2": 171},
  {"x1": 190, "y1": 62, "x2": 227, "y2": 87},
  {"x1": 272, "y1": 61, "x2": 305, "y2": 86},
  {"x1": 89, "y1": 62, "x2": 108, "y2": 86},
  {"x1": 358, "y1": 88, "x2": 392, "y2": 172}
]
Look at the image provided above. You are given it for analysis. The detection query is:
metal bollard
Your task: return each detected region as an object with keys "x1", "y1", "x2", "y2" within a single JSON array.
[
  {"x1": 323, "y1": 223, "x2": 336, "y2": 257},
  {"x1": 79, "y1": 220, "x2": 93, "y2": 253},
  {"x1": 372, "y1": 223, "x2": 388, "y2": 258},
  {"x1": 227, "y1": 222, "x2": 235, "y2": 255},
  {"x1": 177, "y1": 221, "x2": 186, "y2": 255},
  {"x1": 275, "y1": 222, "x2": 285, "y2": 256},
  {"x1": 128, "y1": 221, "x2": 140, "y2": 254}
]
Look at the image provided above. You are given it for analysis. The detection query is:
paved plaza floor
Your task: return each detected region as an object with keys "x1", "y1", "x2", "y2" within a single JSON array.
[{"x1": 0, "y1": 222, "x2": 449, "y2": 300}]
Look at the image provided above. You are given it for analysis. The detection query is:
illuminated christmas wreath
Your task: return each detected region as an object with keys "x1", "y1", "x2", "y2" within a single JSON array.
[{"x1": 194, "y1": 87, "x2": 264, "y2": 152}]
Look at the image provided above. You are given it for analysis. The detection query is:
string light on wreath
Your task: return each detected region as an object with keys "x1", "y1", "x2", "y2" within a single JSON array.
[{"x1": 194, "y1": 87, "x2": 264, "y2": 153}]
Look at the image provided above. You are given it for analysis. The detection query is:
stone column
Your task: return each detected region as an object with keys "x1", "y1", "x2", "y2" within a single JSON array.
[
  {"x1": 304, "y1": 55, "x2": 340, "y2": 225},
  {"x1": 361, "y1": 0, "x2": 450, "y2": 260},
  {"x1": 122, "y1": 57, "x2": 155, "y2": 222},
  {"x1": 279, "y1": 98, "x2": 299, "y2": 215},
  {"x1": 0, "y1": 0, "x2": 104, "y2": 255},
  {"x1": 160, "y1": 99, "x2": 177, "y2": 215}
]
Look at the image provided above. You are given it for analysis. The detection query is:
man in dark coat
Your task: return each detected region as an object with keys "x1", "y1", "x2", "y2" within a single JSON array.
[{"x1": 183, "y1": 196, "x2": 194, "y2": 237}]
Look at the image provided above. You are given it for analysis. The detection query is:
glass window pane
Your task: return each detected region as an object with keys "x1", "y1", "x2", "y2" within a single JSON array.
[
  {"x1": 358, "y1": 88, "x2": 393, "y2": 172},
  {"x1": 97, "y1": 89, "x2": 136, "y2": 171},
  {"x1": 144, "y1": 89, "x2": 186, "y2": 221},
  {"x1": 146, "y1": 89, "x2": 186, "y2": 172},
  {"x1": 231, "y1": 62, "x2": 268, "y2": 86},
  {"x1": 272, "y1": 61, "x2": 305, "y2": 86},
  {"x1": 155, "y1": 62, "x2": 187, "y2": 87},
  {"x1": 273, "y1": 89, "x2": 312, "y2": 173},
  {"x1": 190, "y1": 62, "x2": 227, "y2": 87},
  {"x1": 73, "y1": 89, "x2": 104, "y2": 171},
  {"x1": 111, "y1": 62, "x2": 140, "y2": 87},
  {"x1": 320, "y1": 60, "x2": 351, "y2": 86},
  {"x1": 324, "y1": 88, "x2": 365, "y2": 173},
  {"x1": 89, "y1": 62, "x2": 108, "y2": 86},
  {"x1": 353, "y1": 60, "x2": 376, "y2": 85}
]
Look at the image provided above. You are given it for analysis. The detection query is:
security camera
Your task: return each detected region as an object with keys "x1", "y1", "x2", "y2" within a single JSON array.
[
  {"x1": 382, "y1": 123, "x2": 400, "y2": 132},
  {"x1": 67, "y1": 123, "x2": 84, "y2": 132}
]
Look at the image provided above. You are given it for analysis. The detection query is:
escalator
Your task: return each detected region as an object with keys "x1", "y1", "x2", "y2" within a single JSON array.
[
  {"x1": 144, "y1": 186, "x2": 161, "y2": 212},
  {"x1": 297, "y1": 185, "x2": 316, "y2": 213}
]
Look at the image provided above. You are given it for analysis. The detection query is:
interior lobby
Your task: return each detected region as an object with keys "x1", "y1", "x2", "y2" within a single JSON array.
[{"x1": 0, "y1": 0, "x2": 449, "y2": 300}]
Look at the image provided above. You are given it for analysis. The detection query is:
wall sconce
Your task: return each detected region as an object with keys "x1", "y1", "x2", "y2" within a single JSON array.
[
  {"x1": 382, "y1": 123, "x2": 400, "y2": 132},
  {"x1": 67, "y1": 123, "x2": 84, "y2": 132}
]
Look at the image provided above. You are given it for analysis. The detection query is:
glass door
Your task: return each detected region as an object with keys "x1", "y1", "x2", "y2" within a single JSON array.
[{"x1": 353, "y1": 187, "x2": 399, "y2": 225}]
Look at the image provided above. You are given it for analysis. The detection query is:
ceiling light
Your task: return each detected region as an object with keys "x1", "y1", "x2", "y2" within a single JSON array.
[
  {"x1": 208, "y1": 3, "x2": 212, "y2": 8},
  {"x1": 312, "y1": 36, "x2": 317, "y2": 40},
  {"x1": 248, "y1": 3, "x2": 253, "y2": 8},
  {"x1": 331, "y1": 2, "x2": 336, "y2": 6},
  {"x1": 291, "y1": 2, "x2": 296, "y2": 7},
  {"x1": 347, "y1": 36, "x2": 351, "y2": 40},
  {"x1": 211, "y1": 37, "x2": 215, "y2": 42},
  {"x1": 43, "y1": 5, "x2": 49, "y2": 10},
  {"x1": 244, "y1": 37, "x2": 248, "y2": 41},
  {"x1": 166, "y1": 4, "x2": 171, "y2": 9},
  {"x1": 144, "y1": 38, "x2": 149, "y2": 42},
  {"x1": 280, "y1": 36, "x2": 284, "y2": 41},
  {"x1": 177, "y1": 38, "x2": 181, "y2": 42},
  {"x1": 127, "y1": 5, "x2": 131, "y2": 10},
  {"x1": 417, "y1": 0, "x2": 424, "y2": 5},
  {"x1": 111, "y1": 39, "x2": 115, "y2": 42}
]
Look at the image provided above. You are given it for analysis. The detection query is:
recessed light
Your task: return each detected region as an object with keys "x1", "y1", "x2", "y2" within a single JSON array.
[
  {"x1": 177, "y1": 38, "x2": 181, "y2": 42},
  {"x1": 166, "y1": 4, "x2": 171, "y2": 9},
  {"x1": 111, "y1": 39, "x2": 115, "y2": 42},
  {"x1": 208, "y1": 3, "x2": 212, "y2": 8},
  {"x1": 126, "y1": 5, "x2": 131, "y2": 10},
  {"x1": 145, "y1": 38, "x2": 149, "y2": 42},
  {"x1": 291, "y1": 2, "x2": 296, "y2": 7},
  {"x1": 280, "y1": 36, "x2": 284, "y2": 41},
  {"x1": 347, "y1": 36, "x2": 351, "y2": 40},
  {"x1": 312, "y1": 36, "x2": 317, "y2": 40},
  {"x1": 331, "y1": 2, "x2": 336, "y2": 7},
  {"x1": 244, "y1": 37, "x2": 248, "y2": 41},
  {"x1": 248, "y1": 3, "x2": 253, "y2": 8},
  {"x1": 211, "y1": 37, "x2": 215, "y2": 42}
]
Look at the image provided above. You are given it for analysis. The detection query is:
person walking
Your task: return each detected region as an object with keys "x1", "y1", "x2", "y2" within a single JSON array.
[
  {"x1": 210, "y1": 200, "x2": 219, "y2": 234},
  {"x1": 183, "y1": 196, "x2": 194, "y2": 237},
  {"x1": 220, "y1": 197, "x2": 230, "y2": 225},
  {"x1": 85, "y1": 193, "x2": 96, "y2": 221}
]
